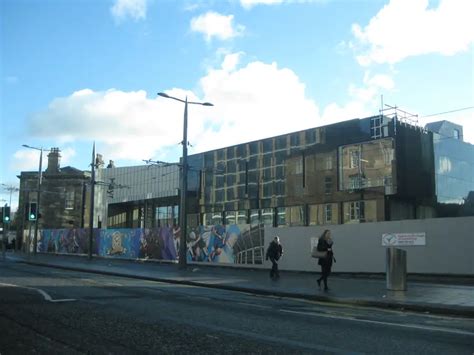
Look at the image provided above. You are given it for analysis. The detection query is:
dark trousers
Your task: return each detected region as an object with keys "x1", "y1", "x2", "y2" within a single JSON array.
[
  {"x1": 318, "y1": 264, "x2": 331, "y2": 288},
  {"x1": 269, "y1": 257, "x2": 280, "y2": 279}
]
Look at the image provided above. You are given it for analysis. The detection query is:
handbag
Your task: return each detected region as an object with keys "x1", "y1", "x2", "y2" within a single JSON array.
[{"x1": 311, "y1": 246, "x2": 327, "y2": 259}]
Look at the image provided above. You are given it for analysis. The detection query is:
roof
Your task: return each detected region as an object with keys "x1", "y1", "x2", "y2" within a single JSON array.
[{"x1": 424, "y1": 120, "x2": 445, "y2": 133}]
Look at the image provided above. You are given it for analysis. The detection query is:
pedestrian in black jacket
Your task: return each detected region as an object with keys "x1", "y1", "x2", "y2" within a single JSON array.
[
  {"x1": 316, "y1": 229, "x2": 334, "y2": 291},
  {"x1": 266, "y1": 236, "x2": 283, "y2": 279}
]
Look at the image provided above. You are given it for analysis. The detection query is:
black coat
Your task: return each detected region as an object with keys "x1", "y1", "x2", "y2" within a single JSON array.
[
  {"x1": 317, "y1": 237, "x2": 334, "y2": 267},
  {"x1": 266, "y1": 241, "x2": 283, "y2": 260}
]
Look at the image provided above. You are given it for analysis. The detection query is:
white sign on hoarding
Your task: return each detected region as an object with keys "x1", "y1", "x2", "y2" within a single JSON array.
[{"x1": 382, "y1": 232, "x2": 426, "y2": 246}]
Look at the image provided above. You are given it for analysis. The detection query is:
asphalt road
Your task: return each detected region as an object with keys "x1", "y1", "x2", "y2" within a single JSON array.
[{"x1": 1, "y1": 262, "x2": 473, "y2": 354}]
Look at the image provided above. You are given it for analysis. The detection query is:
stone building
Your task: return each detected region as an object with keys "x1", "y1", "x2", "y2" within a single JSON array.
[{"x1": 18, "y1": 148, "x2": 91, "y2": 236}]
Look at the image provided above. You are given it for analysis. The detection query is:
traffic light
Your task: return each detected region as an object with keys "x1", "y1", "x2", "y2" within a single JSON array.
[
  {"x1": 3, "y1": 206, "x2": 11, "y2": 223},
  {"x1": 29, "y1": 202, "x2": 37, "y2": 221}
]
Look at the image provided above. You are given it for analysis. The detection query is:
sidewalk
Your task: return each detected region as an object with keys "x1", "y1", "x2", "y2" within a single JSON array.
[{"x1": 5, "y1": 252, "x2": 474, "y2": 317}]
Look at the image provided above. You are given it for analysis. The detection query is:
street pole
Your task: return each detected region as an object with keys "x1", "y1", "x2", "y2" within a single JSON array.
[
  {"x1": 178, "y1": 98, "x2": 189, "y2": 269},
  {"x1": 27, "y1": 221, "x2": 32, "y2": 259},
  {"x1": 33, "y1": 148, "x2": 43, "y2": 255},
  {"x1": 1, "y1": 206, "x2": 5, "y2": 261},
  {"x1": 88, "y1": 142, "x2": 96, "y2": 259},
  {"x1": 157, "y1": 92, "x2": 213, "y2": 269}
]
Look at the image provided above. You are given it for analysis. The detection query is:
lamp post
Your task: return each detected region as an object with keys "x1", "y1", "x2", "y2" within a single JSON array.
[
  {"x1": 157, "y1": 92, "x2": 213, "y2": 269},
  {"x1": 22, "y1": 144, "x2": 49, "y2": 255}
]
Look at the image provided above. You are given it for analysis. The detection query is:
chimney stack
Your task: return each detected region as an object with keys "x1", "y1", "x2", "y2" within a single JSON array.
[{"x1": 46, "y1": 148, "x2": 61, "y2": 173}]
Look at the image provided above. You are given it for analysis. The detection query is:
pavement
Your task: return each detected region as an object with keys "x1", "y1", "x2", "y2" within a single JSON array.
[{"x1": 3, "y1": 252, "x2": 474, "y2": 318}]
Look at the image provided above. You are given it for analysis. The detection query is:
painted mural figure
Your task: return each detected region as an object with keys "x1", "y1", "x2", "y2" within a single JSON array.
[
  {"x1": 208, "y1": 225, "x2": 226, "y2": 262},
  {"x1": 187, "y1": 230, "x2": 201, "y2": 261},
  {"x1": 213, "y1": 224, "x2": 240, "y2": 263},
  {"x1": 172, "y1": 224, "x2": 180, "y2": 257},
  {"x1": 160, "y1": 226, "x2": 177, "y2": 260},
  {"x1": 139, "y1": 229, "x2": 162, "y2": 260},
  {"x1": 107, "y1": 231, "x2": 127, "y2": 255}
]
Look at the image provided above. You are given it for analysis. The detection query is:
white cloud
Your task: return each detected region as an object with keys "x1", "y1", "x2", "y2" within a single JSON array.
[
  {"x1": 10, "y1": 147, "x2": 76, "y2": 172},
  {"x1": 221, "y1": 52, "x2": 243, "y2": 72},
  {"x1": 322, "y1": 71, "x2": 395, "y2": 124},
  {"x1": 111, "y1": 0, "x2": 147, "y2": 23},
  {"x1": 196, "y1": 56, "x2": 320, "y2": 152},
  {"x1": 29, "y1": 88, "x2": 189, "y2": 162},
  {"x1": 27, "y1": 54, "x2": 321, "y2": 162},
  {"x1": 26, "y1": 53, "x2": 473, "y2": 168},
  {"x1": 240, "y1": 0, "x2": 284, "y2": 9},
  {"x1": 190, "y1": 12, "x2": 245, "y2": 41},
  {"x1": 351, "y1": 0, "x2": 474, "y2": 66},
  {"x1": 240, "y1": 0, "x2": 326, "y2": 10},
  {"x1": 11, "y1": 150, "x2": 42, "y2": 172}
]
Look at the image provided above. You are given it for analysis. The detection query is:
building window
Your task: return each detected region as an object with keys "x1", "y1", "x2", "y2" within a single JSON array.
[
  {"x1": 203, "y1": 212, "x2": 223, "y2": 226},
  {"x1": 65, "y1": 189, "x2": 75, "y2": 210},
  {"x1": 324, "y1": 176, "x2": 332, "y2": 194},
  {"x1": 236, "y1": 210, "x2": 247, "y2": 224},
  {"x1": 350, "y1": 201, "x2": 365, "y2": 221},
  {"x1": 315, "y1": 127, "x2": 324, "y2": 144},
  {"x1": 325, "y1": 204, "x2": 332, "y2": 223},
  {"x1": 295, "y1": 156, "x2": 303, "y2": 174},
  {"x1": 350, "y1": 150, "x2": 360, "y2": 169},
  {"x1": 276, "y1": 207, "x2": 286, "y2": 226},
  {"x1": 305, "y1": 129, "x2": 316, "y2": 145},
  {"x1": 453, "y1": 129, "x2": 460, "y2": 140},
  {"x1": 275, "y1": 206, "x2": 304, "y2": 227},
  {"x1": 349, "y1": 175, "x2": 360, "y2": 189},
  {"x1": 156, "y1": 205, "x2": 178, "y2": 227},
  {"x1": 249, "y1": 209, "x2": 260, "y2": 226},
  {"x1": 261, "y1": 208, "x2": 274, "y2": 226},
  {"x1": 383, "y1": 148, "x2": 393, "y2": 165},
  {"x1": 224, "y1": 211, "x2": 236, "y2": 225},
  {"x1": 290, "y1": 133, "x2": 300, "y2": 147},
  {"x1": 325, "y1": 156, "x2": 333, "y2": 170},
  {"x1": 275, "y1": 136, "x2": 287, "y2": 150},
  {"x1": 370, "y1": 116, "x2": 382, "y2": 138}
]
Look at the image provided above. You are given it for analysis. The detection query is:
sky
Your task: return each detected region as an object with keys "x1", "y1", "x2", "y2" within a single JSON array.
[{"x1": 1, "y1": 0, "x2": 473, "y2": 211}]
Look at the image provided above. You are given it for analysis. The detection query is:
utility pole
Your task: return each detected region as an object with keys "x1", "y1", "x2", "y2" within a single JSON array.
[{"x1": 88, "y1": 142, "x2": 96, "y2": 259}]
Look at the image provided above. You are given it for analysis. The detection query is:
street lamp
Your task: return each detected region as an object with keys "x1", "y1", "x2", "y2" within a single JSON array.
[
  {"x1": 157, "y1": 92, "x2": 213, "y2": 269},
  {"x1": 22, "y1": 144, "x2": 49, "y2": 255}
]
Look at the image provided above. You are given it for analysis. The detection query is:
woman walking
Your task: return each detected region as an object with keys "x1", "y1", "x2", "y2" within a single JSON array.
[{"x1": 316, "y1": 229, "x2": 334, "y2": 291}]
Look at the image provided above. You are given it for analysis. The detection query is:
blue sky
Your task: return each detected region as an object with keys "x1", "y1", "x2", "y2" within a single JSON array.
[{"x1": 1, "y1": 0, "x2": 473, "y2": 210}]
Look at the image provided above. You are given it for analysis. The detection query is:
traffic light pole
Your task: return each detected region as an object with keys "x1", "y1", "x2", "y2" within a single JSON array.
[
  {"x1": 1, "y1": 221, "x2": 5, "y2": 261},
  {"x1": 27, "y1": 221, "x2": 32, "y2": 259},
  {"x1": 1, "y1": 206, "x2": 11, "y2": 261}
]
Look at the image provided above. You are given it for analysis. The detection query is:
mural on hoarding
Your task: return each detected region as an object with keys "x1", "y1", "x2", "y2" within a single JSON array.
[
  {"x1": 99, "y1": 229, "x2": 142, "y2": 259},
  {"x1": 36, "y1": 224, "x2": 265, "y2": 265},
  {"x1": 186, "y1": 224, "x2": 264, "y2": 264},
  {"x1": 138, "y1": 226, "x2": 178, "y2": 261},
  {"x1": 39, "y1": 229, "x2": 99, "y2": 255}
]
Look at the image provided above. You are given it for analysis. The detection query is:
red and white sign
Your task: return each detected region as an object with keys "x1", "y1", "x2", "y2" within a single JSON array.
[{"x1": 382, "y1": 232, "x2": 426, "y2": 246}]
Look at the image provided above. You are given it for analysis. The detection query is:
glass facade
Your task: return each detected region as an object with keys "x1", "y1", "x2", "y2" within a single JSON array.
[
  {"x1": 432, "y1": 133, "x2": 474, "y2": 216},
  {"x1": 189, "y1": 115, "x2": 400, "y2": 226},
  {"x1": 101, "y1": 115, "x2": 471, "y2": 229},
  {"x1": 338, "y1": 138, "x2": 395, "y2": 192}
]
